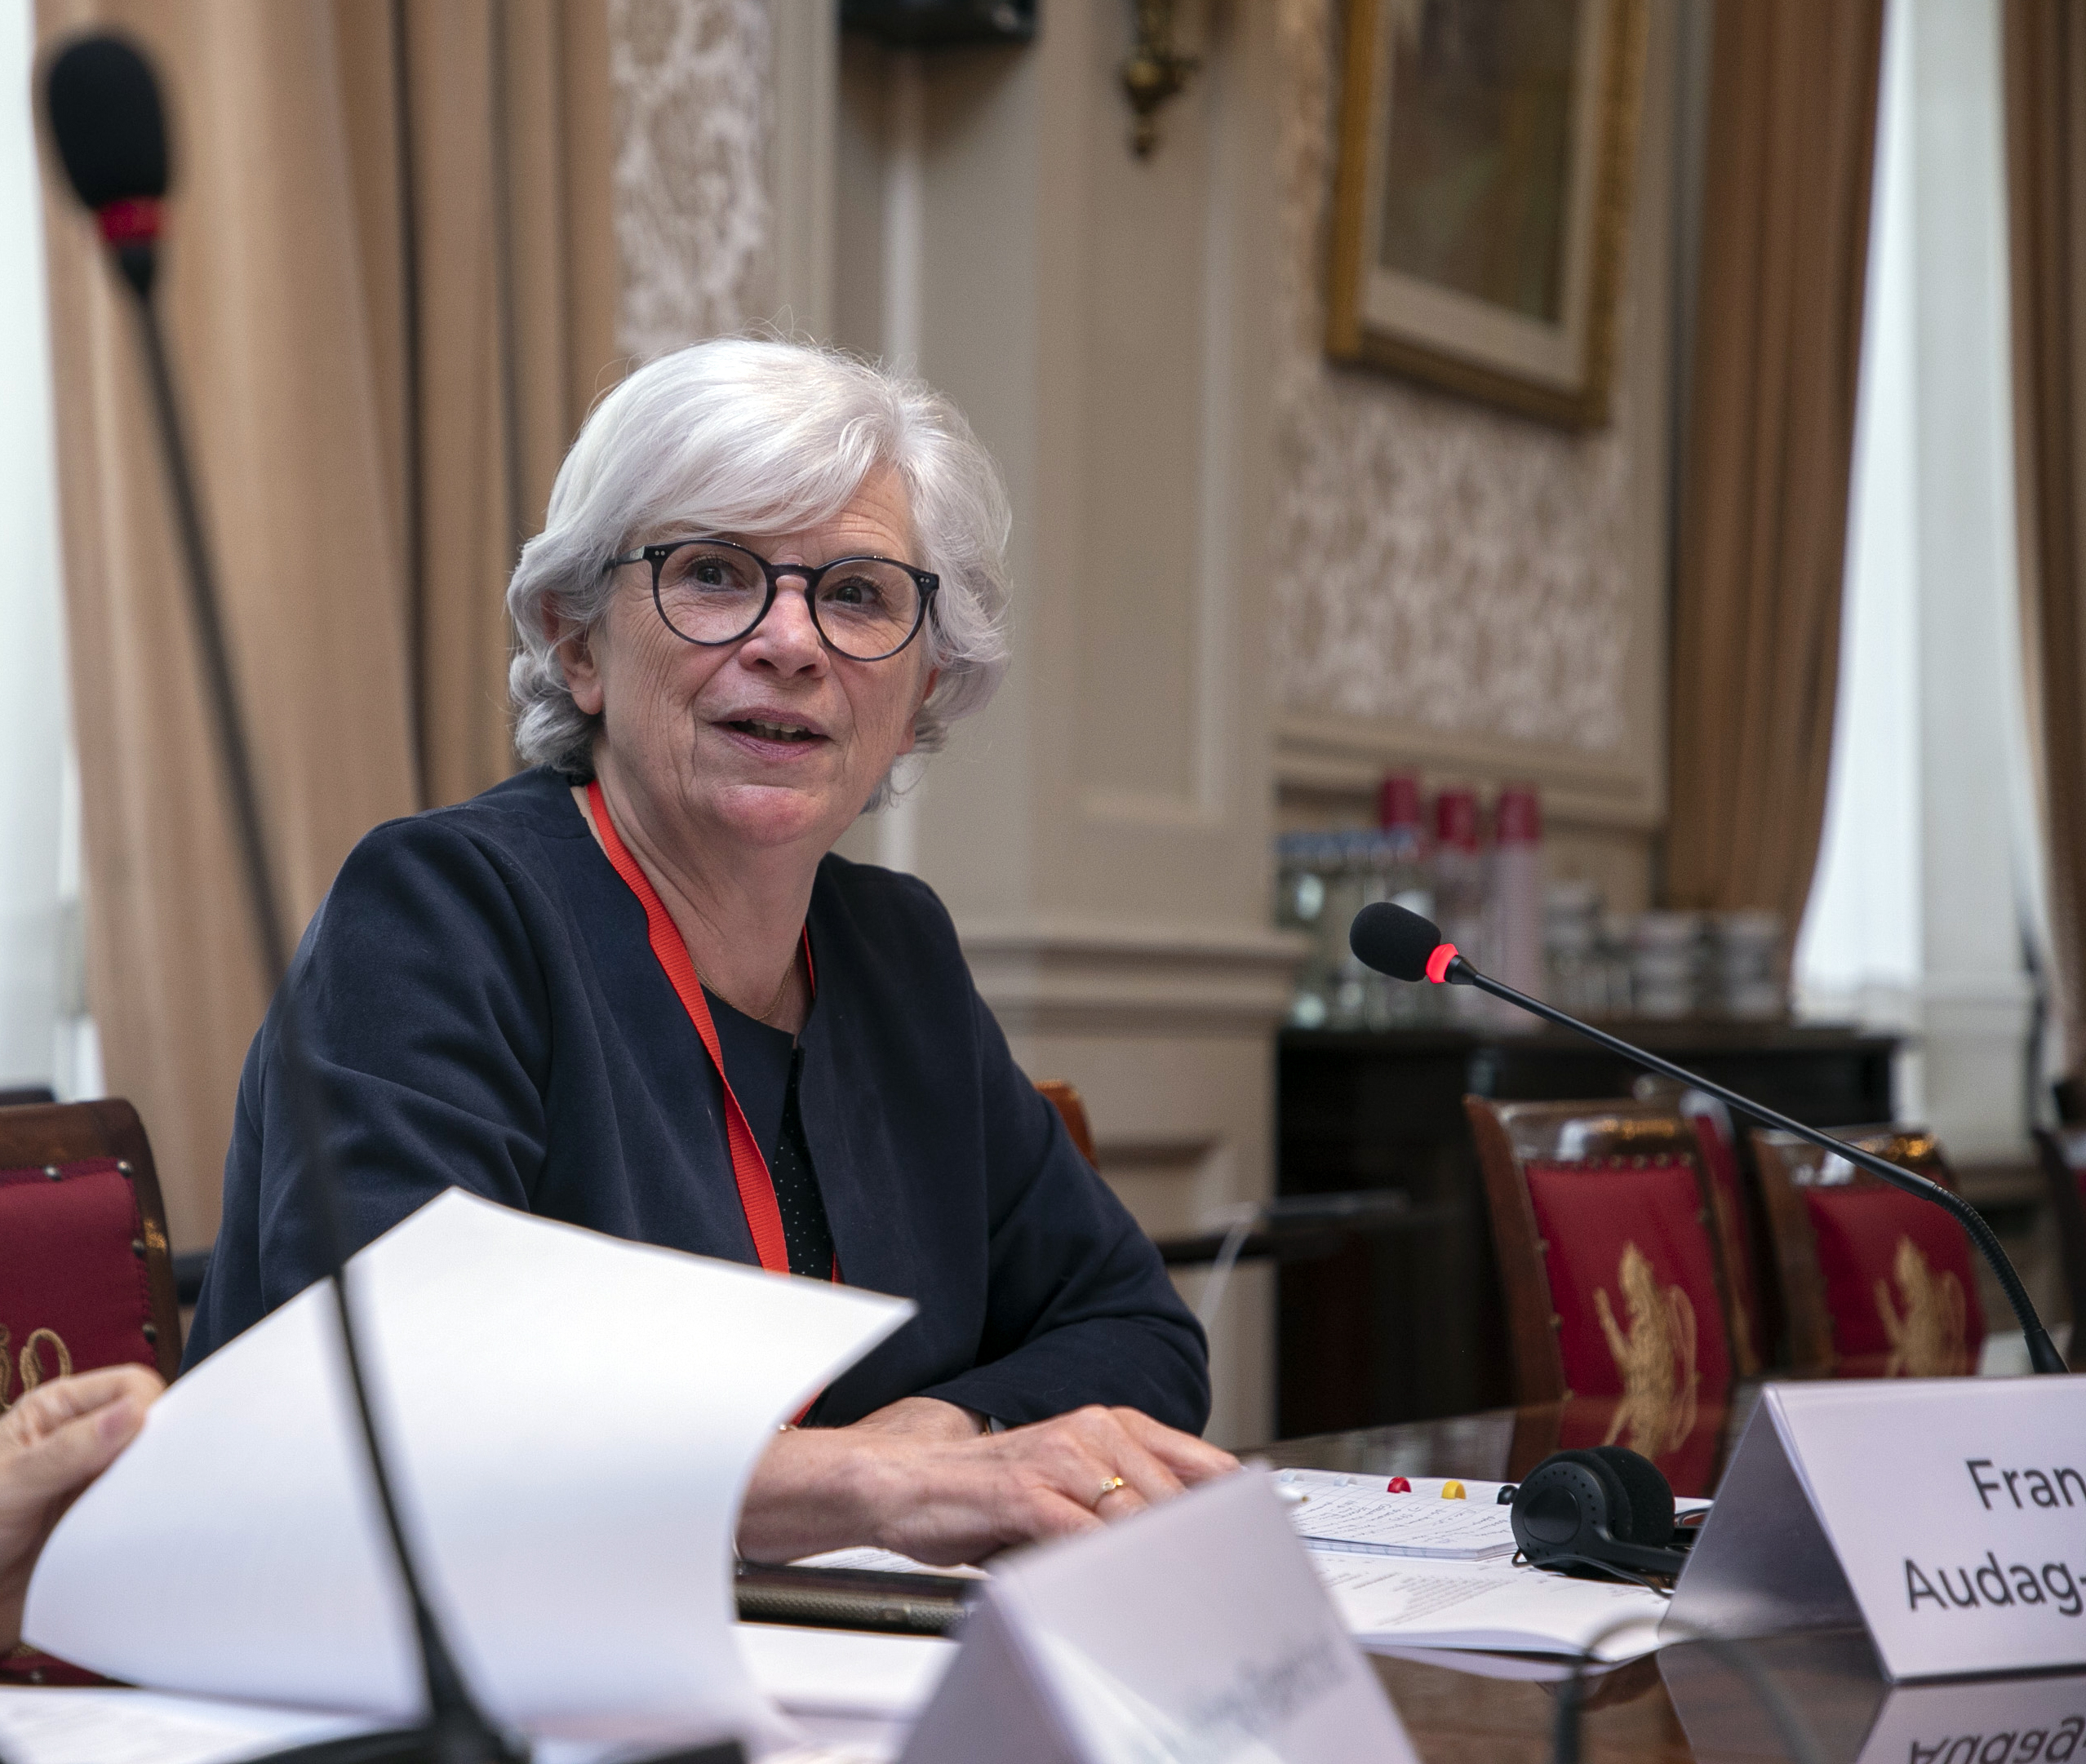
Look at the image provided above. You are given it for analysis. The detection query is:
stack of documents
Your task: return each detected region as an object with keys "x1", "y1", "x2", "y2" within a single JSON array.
[
  {"x1": 1270, "y1": 1468, "x2": 1705, "y2": 1661},
  {"x1": 1307, "y1": 1551, "x2": 1667, "y2": 1662},
  {"x1": 794, "y1": 1472, "x2": 1697, "y2": 1666},
  {"x1": 1277, "y1": 1470, "x2": 1519, "y2": 1560}
]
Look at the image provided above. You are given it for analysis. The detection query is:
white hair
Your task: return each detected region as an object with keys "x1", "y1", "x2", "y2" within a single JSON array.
[{"x1": 506, "y1": 337, "x2": 1012, "y2": 789}]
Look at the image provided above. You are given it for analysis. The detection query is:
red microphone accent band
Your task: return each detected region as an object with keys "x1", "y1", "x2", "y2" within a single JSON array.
[
  {"x1": 95, "y1": 197, "x2": 161, "y2": 246},
  {"x1": 1425, "y1": 942, "x2": 1458, "y2": 986}
]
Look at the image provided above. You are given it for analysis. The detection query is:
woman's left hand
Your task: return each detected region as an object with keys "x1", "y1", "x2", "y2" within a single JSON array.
[
  {"x1": 0, "y1": 1363, "x2": 162, "y2": 1648},
  {"x1": 738, "y1": 1396, "x2": 1241, "y2": 1567}
]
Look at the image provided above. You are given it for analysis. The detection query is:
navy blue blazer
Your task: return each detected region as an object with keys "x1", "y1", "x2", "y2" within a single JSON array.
[{"x1": 185, "y1": 768, "x2": 1211, "y2": 1434}]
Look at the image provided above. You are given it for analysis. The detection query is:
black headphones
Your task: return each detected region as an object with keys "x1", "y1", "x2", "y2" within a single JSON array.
[{"x1": 1507, "y1": 1446, "x2": 1696, "y2": 1582}]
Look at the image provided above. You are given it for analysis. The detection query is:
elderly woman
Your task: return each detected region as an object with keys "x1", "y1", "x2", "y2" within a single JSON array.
[{"x1": 188, "y1": 338, "x2": 1235, "y2": 1563}]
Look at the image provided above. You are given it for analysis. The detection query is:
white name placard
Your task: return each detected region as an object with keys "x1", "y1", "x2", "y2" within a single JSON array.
[
  {"x1": 902, "y1": 1471, "x2": 1416, "y2": 1764},
  {"x1": 1667, "y1": 1379, "x2": 2086, "y2": 1681}
]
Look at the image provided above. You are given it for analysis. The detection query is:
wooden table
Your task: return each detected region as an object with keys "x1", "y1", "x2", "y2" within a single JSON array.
[{"x1": 1256, "y1": 1391, "x2": 2083, "y2": 1764}]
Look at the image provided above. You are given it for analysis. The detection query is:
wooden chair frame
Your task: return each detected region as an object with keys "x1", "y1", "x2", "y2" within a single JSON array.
[
  {"x1": 1750, "y1": 1124, "x2": 1959, "y2": 1376},
  {"x1": 1465, "y1": 1096, "x2": 1735, "y2": 1405},
  {"x1": 0, "y1": 1099, "x2": 183, "y2": 1381},
  {"x1": 2031, "y1": 1127, "x2": 2086, "y2": 1371},
  {"x1": 1034, "y1": 1079, "x2": 1098, "y2": 1167}
]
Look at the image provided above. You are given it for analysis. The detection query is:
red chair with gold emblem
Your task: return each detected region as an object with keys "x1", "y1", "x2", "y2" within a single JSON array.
[
  {"x1": 1466, "y1": 1097, "x2": 1741, "y2": 1496},
  {"x1": 1751, "y1": 1125, "x2": 1984, "y2": 1378},
  {"x1": 0, "y1": 1098, "x2": 183, "y2": 1390},
  {"x1": 0, "y1": 1099, "x2": 183, "y2": 1390},
  {"x1": 0, "y1": 1099, "x2": 182, "y2": 1682}
]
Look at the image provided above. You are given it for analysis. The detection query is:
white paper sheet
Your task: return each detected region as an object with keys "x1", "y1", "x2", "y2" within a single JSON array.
[
  {"x1": 1285, "y1": 1488, "x2": 1518, "y2": 1559},
  {"x1": 24, "y1": 1190, "x2": 913, "y2": 1741},
  {"x1": 0, "y1": 1690, "x2": 372, "y2": 1764},
  {"x1": 1274, "y1": 1469, "x2": 1516, "y2": 1505},
  {"x1": 1308, "y1": 1549, "x2": 1669, "y2": 1661},
  {"x1": 734, "y1": 1624, "x2": 956, "y2": 1719},
  {"x1": 792, "y1": 1547, "x2": 988, "y2": 1580},
  {"x1": 0, "y1": 1629, "x2": 954, "y2": 1764}
]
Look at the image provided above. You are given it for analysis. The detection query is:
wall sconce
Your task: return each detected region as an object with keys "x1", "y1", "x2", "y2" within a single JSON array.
[
  {"x1": 842, "y1": 0, "x2": 1036, "y2": 47},
  {"x1": 1120, "y1": 0, "x2": 1198, "y2": 157}
]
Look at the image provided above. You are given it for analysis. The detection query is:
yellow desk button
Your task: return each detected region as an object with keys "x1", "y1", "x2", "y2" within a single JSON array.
[{"x1": 1440, "y1": 1480, "x2": 1466, "y2": 1500}]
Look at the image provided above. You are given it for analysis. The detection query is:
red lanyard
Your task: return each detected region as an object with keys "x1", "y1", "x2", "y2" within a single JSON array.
[{"x1": 587, "y1": 780, "x2": 817, "y2": 1279}]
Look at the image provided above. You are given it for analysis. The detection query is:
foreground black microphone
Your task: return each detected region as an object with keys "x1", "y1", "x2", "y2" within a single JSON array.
[
  {"x1": 43, "y1": 36, "x2": 735, "y2": 1764},
  {"x1": 1350, "y1": 901, "x2": 2069, "y2": 1376}
]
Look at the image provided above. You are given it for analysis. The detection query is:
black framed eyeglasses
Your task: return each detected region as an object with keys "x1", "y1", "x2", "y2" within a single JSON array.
[{"x1": 604, "y1": 537, "x2": 939, "y2": 663}]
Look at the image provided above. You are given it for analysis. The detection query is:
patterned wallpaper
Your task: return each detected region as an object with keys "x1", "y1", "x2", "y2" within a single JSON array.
[
  {"x1": 608, "y1": 0, "x2": 775, "y2": 358},
  {"x1": 598, "y1": 0, "x2": 1646, "y2": 759},
  {"x1": 1270, "y1": 0, "x2": 1640, "y2": 757}
]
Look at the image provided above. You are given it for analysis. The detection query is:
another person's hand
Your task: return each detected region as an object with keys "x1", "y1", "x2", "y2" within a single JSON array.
[
  {"x1": 739, "y1": 1397, "x2": 1241, "y2": 1567},
  {"x1": 0, "y1": 1365, "x2": 162, "y2": 1648}
]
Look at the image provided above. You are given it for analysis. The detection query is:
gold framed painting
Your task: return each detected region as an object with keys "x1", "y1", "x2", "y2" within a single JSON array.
[{"x1": 1325, "y1": 0, "x2": 1647, "y2": 429}]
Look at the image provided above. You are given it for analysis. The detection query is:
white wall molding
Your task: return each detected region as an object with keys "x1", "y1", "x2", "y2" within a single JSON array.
[
  {"x1": 1274, "y1": 707, "x2": 1664, "y2": 831},
  {"x1": 961, "y1": 920, "x2": 1303, "y2": 1038}
]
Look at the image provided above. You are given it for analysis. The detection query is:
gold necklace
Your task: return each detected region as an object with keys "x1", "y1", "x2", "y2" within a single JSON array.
[{"x1": 702, "y1": 947, "x2": 797, "y2": 1026}]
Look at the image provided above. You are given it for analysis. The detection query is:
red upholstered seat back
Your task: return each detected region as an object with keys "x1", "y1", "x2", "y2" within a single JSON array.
[
  {"x1": 0, "y1": 1103, "x2": 181, "y2": 1687},
  {"x1": 1802, "y1": 1182, "x2": 1986, "y2": 1378},
  {"x1": 1524, "y1": 1157, "x2": 1733, "y2": 1491},
  {"x1": 0, "y1": 1158, "x2": 167, "y2": 1398}
]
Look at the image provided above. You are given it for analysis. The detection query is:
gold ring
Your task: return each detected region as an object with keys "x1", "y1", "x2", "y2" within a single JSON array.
[{"x1": 1094, "y1": 1476, "x2": 1127, "y2": 1506}]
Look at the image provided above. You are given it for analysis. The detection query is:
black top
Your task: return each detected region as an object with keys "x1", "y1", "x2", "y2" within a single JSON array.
[
  {"x1": 707, "y1": 991, "x2": 835, "y2": 1279},
  {"x1": 184, "y1": 768, "x2": 1210, "y2": 1432}
]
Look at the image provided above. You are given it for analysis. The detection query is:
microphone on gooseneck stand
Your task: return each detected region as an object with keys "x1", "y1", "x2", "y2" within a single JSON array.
[
  {"x1": 42, "y1": 36, "x2": 739, "y2": 1764},
  {"x1": 1348, "y1": 901, "x2": 2069, "y2": 1377}
]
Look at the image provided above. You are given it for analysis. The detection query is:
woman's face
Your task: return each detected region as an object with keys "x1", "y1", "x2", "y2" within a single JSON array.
[{"x1": 558, "y1": 465, "x2": 938, "y2": 859}]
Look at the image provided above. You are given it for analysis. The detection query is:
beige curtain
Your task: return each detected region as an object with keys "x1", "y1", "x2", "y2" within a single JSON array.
[
  {"x1": 1665, "y1": 0, "x2": 1887, "y2": 927},
  {"x1": 37, "y1": 0, "x2": 617, "y2": 1248},
  {"x1": 2006, "y1": 0, "x2": 2086, "y2": 1085}
]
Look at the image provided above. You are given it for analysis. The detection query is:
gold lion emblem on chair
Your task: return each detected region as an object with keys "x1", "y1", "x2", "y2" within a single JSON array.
[
  {"x1": 0, "y1": 1326, "x2": 73, "y2": 1412},
  {"x1": 1875, "y1": 1235, "x2": 1969, "y2": 1376},
  {"x1": 1594, "y1": 1242, "x2": 1699, "y2": 1456}
]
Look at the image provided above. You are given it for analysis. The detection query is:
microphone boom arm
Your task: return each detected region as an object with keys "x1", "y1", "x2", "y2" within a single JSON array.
[
  {"x1": 1440, "y1": 954, "x2": 2069, "y2": 1377},
  {"x1": 46, "y1": 33, "x2": 744, "y2": 1758},
  {"x1": 125, "y1": 224, "x2": 522, "y2": 1764}
]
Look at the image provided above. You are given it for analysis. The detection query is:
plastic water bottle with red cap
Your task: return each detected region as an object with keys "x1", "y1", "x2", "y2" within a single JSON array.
[
  {"x1": 1487, "y1": 785, "x2": 1546, "y2": 1029},
  {"x1": 1432, "y1": 788, "x2": 1487, "y2": 1025},
  {"x1": 1369, "y1": 776, "x2": 1435, "y2": 1026}
]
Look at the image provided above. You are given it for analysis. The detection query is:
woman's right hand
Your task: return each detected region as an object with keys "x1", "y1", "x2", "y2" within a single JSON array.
[{"x1": 738, "y1": 1398, "x2": 1241, "y2": 1567}]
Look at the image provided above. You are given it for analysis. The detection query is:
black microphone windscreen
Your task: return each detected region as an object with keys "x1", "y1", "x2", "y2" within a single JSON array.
[
  {"x1": 45, "y1": 34, "x2": 167, "y2": 212},
  {"x1": 1349, "y1": 902, "x2": 1444, "y2": 983}
]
